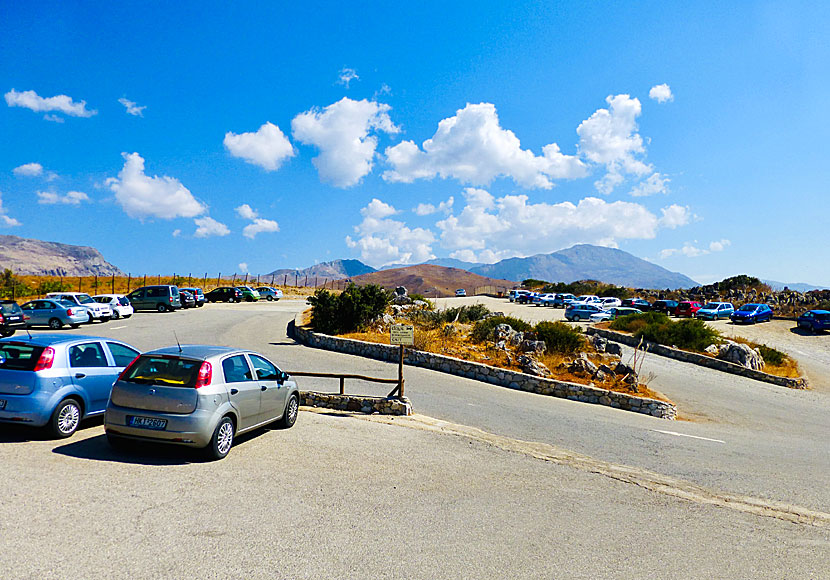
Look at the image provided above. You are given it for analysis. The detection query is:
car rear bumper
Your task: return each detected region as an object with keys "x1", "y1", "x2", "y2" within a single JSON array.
[
  {"x1": 0, "y1": 391, "x2": 55, "y2": 427},
  {"x1": 105, "y1": 404, "x2": 217, "y2": 447}
]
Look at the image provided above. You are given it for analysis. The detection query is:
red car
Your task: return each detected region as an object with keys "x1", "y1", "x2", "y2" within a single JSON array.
[{"x1": 676, "y1": 301, "x2": 703, "y2": 317}]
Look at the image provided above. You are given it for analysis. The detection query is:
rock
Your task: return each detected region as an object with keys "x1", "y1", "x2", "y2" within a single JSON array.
[
  {"x1": 412, "y1": 300, "x2": 428, "y2": 308},
  {"x1": 569, "y1": 357, "x2": 598, "y2": 376},
  {"x1": 605, "y1": 342, "x2": 623, "y2": 357},
  {"x1": 395, "y1": 286, "x2": 407, "y2": 296},
  {"x1": 597, "y1": 364, "x2": 616, "y2": 377},
  {"x1": 704, "y1": 344, "x2": 720, "y2": 355},
  {"x1": 390, "y1": 305, "x2": 403, "y2": 315},
  {"x1": 517, "y1": 355, "x2": 551, "y2": 377},
  {"x1": 392, "y1": 295, "x2": 412, "y2": 305},
  {"x1": 717, "y1": 342, "x2": 765, "y2": 370},
  {"x1": 592, "y1": 335, "x2": 608, "y2": 353},
  {"x1": 520, "y1": 340, "x2": 546, "y2": 354},
  {"x1": 508, "y1": 332, "x2": 525, "y2": 347},
  {"x1": 494, "y1": 324, "x2": 515, "y2": 341}
]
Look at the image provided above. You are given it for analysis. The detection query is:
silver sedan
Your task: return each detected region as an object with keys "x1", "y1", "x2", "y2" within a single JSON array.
[
  {"x1": 104, "y1": 345, "x2": 299, "y2": 459},
  {"x1": 21, "y1": 299, "x2": 90, "y2": 329}
]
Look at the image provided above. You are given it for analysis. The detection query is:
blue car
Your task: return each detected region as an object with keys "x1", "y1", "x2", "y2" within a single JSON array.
[
  {"x1": 696, "y1": 302, "x2": 735, "y2": 321},
  {"x1": 565, "y1": 303, "x2": 604, "y2": 322},
  {"x1": 730, "y1": 303, "x2": 773, "y2": 324},
  {"x1": 0, "y1": 335, "x2": 140, "y2": 438},
  {"x1": 797, "y1": 310, "x2": 830, "y2": 334}
]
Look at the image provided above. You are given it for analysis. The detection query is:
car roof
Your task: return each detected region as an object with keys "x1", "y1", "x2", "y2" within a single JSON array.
[
  {"x1": 806, "y1": 309, "x2": 830, "y2": 315},
  {"x1": 0, "y1": 334, "x2": 127, "y2": 347},
  {"x1": 145, "y1": 345, "x2": 247, "y2": 359}
]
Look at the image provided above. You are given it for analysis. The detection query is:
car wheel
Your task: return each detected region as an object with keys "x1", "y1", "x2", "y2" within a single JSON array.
[
  {"x1": 279, "y1": 394, "x2": 299, "y2": 429},
  {"x1": 87, "y1": 313, "x2": 94, "y2": 324},
  {"x1": 49, "y1": 399, "x2": 81, "y2": 438},
  {"x1": 205, "y1": 416, "x2": 235, "y2": 460},
  {"x1": 48, "y1": 317, "x2": 63, "y2": 330},
  {"x1": 266, "y1": 295, "x2": 273, "y2": 301},
  {"x1": 157, "y1": 303, "x2": 167, "y2": 313},
  {"x1": 0, "y1": 328, "x2": 14, "y2": 337},
  {"x1": 112, "y1": 310, "x2": 120, "y2": 319}
]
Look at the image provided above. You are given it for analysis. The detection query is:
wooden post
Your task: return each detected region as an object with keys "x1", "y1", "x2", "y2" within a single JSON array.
[
  {"x1": 244, "y1": 273, "x2": 248, "y2": 284},
  {"x1": 188, "y1": 273, "x2": 192, "y2": 286},
  {"x1": 284, "y1": 274, "x2": 287, "y2": 286},
  {"x1": 127, "y1": 274, "x2": 131, "y2": 293},
  {"x1": 339, "y1": 376, "x2": 345, "y2": 395},
  {"x1": 203, "y1": 272, "x2": 208, "y2": 289},
  {"x1": 78, "y1": 277, "x2": 82, "y2": 292},
  {"x1": 143, "y1": 274, "x2": 147, "y2": 287},
  {"x1": 111, "y1": 274, "x2": 115, "y2": 294},
  {"x1": 217, "y1": 273, "x2": 221, "y2": 286},
  {"x1": 398, "y1": 345, "x2": 405, "y2": 398}
]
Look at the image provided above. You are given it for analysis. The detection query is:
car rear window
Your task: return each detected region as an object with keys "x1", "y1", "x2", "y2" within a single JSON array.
[
  {"x1": 118, "y1": 297, "x2": 130, "y2": 306},
  {"x1": 0, "y1": 344, "x2": 46, "y2": 371},
  {"x1": 122, "y1": 355, "x2": 203, "y2": 387},
  {"x1": 0, "y1": 302, "x2": 22, "y2": 315}
]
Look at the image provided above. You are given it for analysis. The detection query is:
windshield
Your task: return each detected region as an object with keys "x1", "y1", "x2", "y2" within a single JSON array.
[
  {"x1": 122, "y1": 355, "x2": 202, "y2": 387},
  {"x1": 0, "y1": 344, "x2": 46, "y2": 371},
  {"x1": 703, "y1": 303, "x2": 719, "y2": 309},
  {"x1": 738, "y1": 304, "x2": 759, "y2": 311},
  {"x1": 78, "y1": 295, "x2": 95, "y2": 304},
  {"x1": 0, "y1": 302, "x2": 22, "y2": 314}
]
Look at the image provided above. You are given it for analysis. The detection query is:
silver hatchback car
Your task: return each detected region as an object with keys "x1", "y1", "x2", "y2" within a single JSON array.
[{"x1": 105, "y1": 345, "x2": 299, "y2": 459}]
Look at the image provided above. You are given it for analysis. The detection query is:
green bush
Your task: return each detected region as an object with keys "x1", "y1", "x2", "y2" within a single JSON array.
[
  {"x1": 522, "y1": 278, "x2": 548, "y2": 288},
  {"x1": 471, "y1": 316, "x2": 533, "y2": 342},
  {"x1": 0, "y1": 269, "x2": 32, "y2": 299},
  {"x1": 610, "y1": 312, "x2": 720, "y2": 352},
  {"x1": 306, "y1": 283, "x2": 391, "y2": 334},
  {"x1": 757, "y1": 345, "x2": 785, "y2": 366},
  {"x1": 37, "y1": 280, "x2": 71, "y2": 294},
  {"x1": 534, "y1": 321, "x2": 584, "y2": 354}
]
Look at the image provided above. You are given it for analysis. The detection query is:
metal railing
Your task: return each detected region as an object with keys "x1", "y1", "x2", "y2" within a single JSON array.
[{"x1": 286, "y1": 371, "x2": 404, "y2": 399}]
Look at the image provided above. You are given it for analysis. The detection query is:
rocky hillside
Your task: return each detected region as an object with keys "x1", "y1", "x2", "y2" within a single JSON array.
[
  {"x1": 0, "y1": 235, "x2": 124, "y2": 276},
  {"x1": 268, "y1": 259, "x2": 376, "y2": 281},
  {"x1": 350, "y1": 264, "x2": 515, "y2": 297}
]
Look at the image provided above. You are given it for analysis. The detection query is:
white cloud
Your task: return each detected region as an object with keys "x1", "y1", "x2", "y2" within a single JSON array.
[
  {"x1": 292, "y1": 97, "x2": 399, "y2": 187},
  {"x1": 630, "y1": 172, "x2": 670, "y2": 197},
  {"x1": 5, "y1": 89, "x2": 96, "y2": 117},
  {"x1": 239, "y1": 262, "x2": 249, "y2": 273},
  {"x1": 106, "y1": 152, "x2": 207, "y2": 220},
  {"x1": 657, "y1": 204, "x2": 693, "y2": 229},
  {"x1": 435, "y1": 188, "x2": 684, "y2": 262},
  {"x1": 235, "y1": 204, "x2": 259, "y2": 220},
  {"x1": 43, "y1": 114, "x2": 64, "y2": 123},
  {"x1": 36, "y1": 190, "x2": 90, "y2": 205},
  {"x1": 13, "y1": 163, "x2": 43, "y2": 177},
  {"x1": 337, "y1": 68, "x2": 359, "y2": 88},
  {"x1": 659, "y1": 239, "x2": 730, "y2": 259},
  {"x1": 193, "y1": 217, "x2": 230, "y2": 238},
  {"x1": 577, "y1": 94, "x2": 652, "y2": 194},
  {"x1": 383, "y1": 103, "x2": 587, "y2": 189},
  {"x1": 224, "y1": 122, "x2": 295, "y2": 171},
  {"x1": 346, "y1": 198, "x2": 436, "y2": 267},
  {"x1": 414, "y1": 197, "x2": 454, "y2": 216},
  {"x1": 118, "y1": 97, "x2": 146, "y2": 117},
  {"x1": 649, "y1": 84, "x2": 674, "y2": 103},
  {"x1": 243, "y1": 218, "x2": 280, "y2": 239},
  {"x1": 172, "y1": 229, "x2": 181, "y2": 237},
  {"x1": 0, "y1": 192, "x2": 21, "y2": 227}
]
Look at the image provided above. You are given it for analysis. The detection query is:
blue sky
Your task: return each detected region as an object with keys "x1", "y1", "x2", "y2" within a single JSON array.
[{"x1": 2, "y1": 2, "x2": 829, "y2": 285}]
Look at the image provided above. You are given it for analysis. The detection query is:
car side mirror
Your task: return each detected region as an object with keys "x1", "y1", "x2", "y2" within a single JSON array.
[{"x1": 279, "y1": 371, "x2": 289, "y2": 383}]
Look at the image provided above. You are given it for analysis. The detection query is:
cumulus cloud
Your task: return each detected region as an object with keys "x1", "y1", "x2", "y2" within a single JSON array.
[
  {"x1": 0, "y1": 192, "x2": 21, "y2": 227},
  {"x1": 118, "y1": 97, "x2": 146, "y2": 116},
  {"x1": 43, "y1": 114, "x2": 65, "y2": 123},
  {"x1": 630, "y1": 172, "x2": 670, "y2": 197},
  {"x1": 658, "y1": 204, "x2": 693, "y2": 229},
  {"x1": 5, "y1": 89, "x2": 96, "y2": 118},
  {"x1": 36, "y1": 190, "x2": 90, "y2": 205},
  {"x1": 649, "y1": 84, "x2": 674, "y2": 103},
  {"x1": 577, "y1": 94, "x2": 652, "y2": 194},
  {"x1": 235, "y1": 203, "x2": 279, "y2": 239},
  {"x1": 224, "y1": 122, "x2": 295, "y2": 171},
  {"x1": 13, "y1": 163, "x2": 43, "y2": 177},
  {"x1": 238, "y1": 262, "x2": 249, "y2": 273},
  {"x1": 172, "y1": 229, "x2": 181, "y2": 237},
  {"x1": 337, "y1": 68, "x2": 359, "y2": 88},
  {"x1": 435, "y1": 188, "x2": 685, "y2": 263},
  {"x1": 414, "y1": 197, "x2": 454, "y2": 216},
  {"x1": 659, "y1": 239, "x2": 730, "y2": 259},
  {"x1": 193, "y1": 217, "x2": 230, "y2": 238},
  {"x1": 235, "y1": 204, "x2": 259, "y2": 220},
  {"x1": 292, "y1": 97, "x2": 399, "y2": 187},
  {"x1": 106, "y1": 152, "x2": 207, "y2": 220},
  {"x1": 383, "y1": 103, "x2": 587, "y2": 189},
  {"x1": 346, "y1": 198, "x2": 436, "y2": 267}
]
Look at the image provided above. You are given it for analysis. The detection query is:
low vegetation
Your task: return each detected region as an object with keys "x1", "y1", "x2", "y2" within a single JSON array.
[
  {"x1": 610, "y1": 312, "x2": 719, "y2": 352},
  {"x1": 470, "y1": 315, "x2": 533, "y2": 342},
  {"x1": 307, "y1": 283, "x2": 391, "y2": 334},
  {"x1": 533, "y1": 321, "x2": 585, "y2": 354}
]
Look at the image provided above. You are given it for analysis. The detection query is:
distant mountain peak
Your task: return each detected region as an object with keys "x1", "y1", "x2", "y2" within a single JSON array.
[
  {"x1": 268, "y1": 258, "x2": 375, "y2": 281},
  {"x1": 0, "y1": 234, "x2": 123, "y2": 276}
]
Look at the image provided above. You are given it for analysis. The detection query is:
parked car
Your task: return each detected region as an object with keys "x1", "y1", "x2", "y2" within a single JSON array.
[
  {"x1": 179, "y1": 287, "x2": 206, "y2": 307},
  {"x1": 533, "y1": 293, "x2": 557, "y2": 306},
  {"x1": 516, "y1": 292, "x2": 537, "y2": 304},
  {"x1": 105, "y1": 345, "x2": 299, "y2": 459},
  {"x1": 126, "y1": 285, "x2": 182, "y2": 312},
  {"x1": 0, "y1": 335, "x2": 140, "y2": 437},
  {"x1": 575, "y1": 295, "x2": 602, "y2": 305},
  {"x1": 696, "y1": 302, "x2": 735, "y2": 321},
  {"x1": 179, "y1": 289, "x2": 197, "y2": 309},
  {"x1": 565, "y1": 303, "x2": 604, "y2": 322},
  {"x1": 21, "y1": 299, "x2": 89, "y2": 329},
  {"x1": 598, "y1": 297, "x2": 622, "y2": 309},
  {"x1": 255, "y1": 287, "x2": 283, "y2": 301},
  {"x1": 552, "y1": 293, "x2": 576, "y2": 308},
  {"x1": 236, "y1": 286, "x2": 261, "y2": 302},
  {"x1": 652, "y1": 300, "x2": 679, "y2": 315},
  {"x1": 0, "y1": 300, "x2": 26, "y2": 337},
  {"x1": 455, "y1": 289, "x2": 467, "y2": 297},
  {"x1": 46, "y1": 292, "x2": 111, "y2": 323},
  {"x1": 676, "y1": 301, "x2": 704, "y2": 317},
  {"x1": 509, "y1": 290, "x2": 530, "y2": 303},
  {"x1": 93, "y1": 294, "x2": 134, "y2": 319},
  {"x1": 206, "y1": 287, "x2": 243, "y2": 303},
  {"x1": 621, "y1": 298, "x2": 652, "y2": 311},
  {"x1": 589, "y1": 307, "x2": 642, "y2": 323},
  {"x1": 796, "y1": 310, "x2": 830, "y2": 333},
  {"x1": 730, "y1": 303, "x2": 773, "y2": 324}
]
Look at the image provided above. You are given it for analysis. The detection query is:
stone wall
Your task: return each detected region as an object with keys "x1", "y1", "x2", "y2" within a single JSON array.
[
  {"x1": 586, "y1": 327, "x2": 808, "y2": 389},
  {"x1": 292, "y1": 314, "x2": 677, "y2": 420},
  {"x1": 301, "y1": 392, "x2": 412, "y2": 415}
]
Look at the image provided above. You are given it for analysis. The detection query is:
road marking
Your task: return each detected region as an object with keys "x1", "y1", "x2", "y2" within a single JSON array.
[
  {"x1": 651, "y1": 429, "x2": 725, "y2": 443},
  {"x1": 109, "y1": 325, "x2": 127, "y2": 330}
]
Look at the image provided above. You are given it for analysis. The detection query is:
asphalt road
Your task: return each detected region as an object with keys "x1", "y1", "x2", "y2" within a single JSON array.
[{"x1": 1, "y1": 300, "x2": 828, "y2": 578}]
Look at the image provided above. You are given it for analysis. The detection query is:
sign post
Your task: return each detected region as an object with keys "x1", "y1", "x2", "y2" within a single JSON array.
[{"x1": 390, "y1": 324, "x2": 414, "y2": 398}]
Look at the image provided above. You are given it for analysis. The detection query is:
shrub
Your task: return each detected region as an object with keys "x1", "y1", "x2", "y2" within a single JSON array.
[
  {"x1": 306, "y1": 283, "x2": 391, "y2": 334},
  {"x1": 534, "y1": 321, "x2": 584, "y2": 354},
  {"x1": 522, "y1": 278, "x2": 548, "y2": 288},
  {"x1": 408, "y1": 293, "x2": 434, "y2": 310},
  {"x1": 471, "y1": 316, "x2": 533, "y2": 342},
  {"x1": 610, "y1": 312, "x2": 720, "y2": 352},
  {"x1": 598, "y1": 285, "x2": 631, "y2": 299},
  {"x1": 0, "y1": 269, "x2": 32, "y2": 299},
  {"x1": 36, "y1": 280, "x2": 71, "y2": 294},
  {"x1": 757, "y1": 345, "x2": 786, "y2": 366}
]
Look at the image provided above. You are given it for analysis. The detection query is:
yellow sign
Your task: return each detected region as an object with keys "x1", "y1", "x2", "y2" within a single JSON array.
[{"x1": 390, "y1": 324, "x2": 414, "y2": 346}]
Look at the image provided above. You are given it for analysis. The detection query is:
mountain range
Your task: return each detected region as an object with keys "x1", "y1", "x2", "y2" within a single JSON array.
[{"x1": 0, "y1": 235, "x2": 123, "y2": 276}]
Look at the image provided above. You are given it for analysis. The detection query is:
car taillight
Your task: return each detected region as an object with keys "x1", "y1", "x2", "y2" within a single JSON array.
[
  {"x1": 195, "y1": 361, "x2": 212, "y2": 388},
  {"x1": 66, "y1": 308, "x2": 73, "y2": 316},
  {"x1": 117, "y1": 354, "x2": 142, "y2": 381},
  {"x1": 169, "y1": 296, "x2": 174, "y2": 302},
  {"x1": 0, "y1": 313, "x2": 4, "y2": 323},
  {"x1": 33, "y1": 347, "x2": 55, "y2": 371}
]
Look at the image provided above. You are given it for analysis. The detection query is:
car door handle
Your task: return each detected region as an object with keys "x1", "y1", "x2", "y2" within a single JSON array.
[
  {"x1": 261, "y1": 385, "x2": 267, "y2": 391},
  {"x1": 75, "y1": 373, "x2": 86, "y2": 379},
  {"x1": 230, "y1": 389, "x2": 239, "y2": 395}
]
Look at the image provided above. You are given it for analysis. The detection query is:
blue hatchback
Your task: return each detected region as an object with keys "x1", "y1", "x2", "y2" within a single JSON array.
[
  {"x1": 730, "y1": 303, "x2": 773, "y2": 324},
  {"x1": 797, "y1": 310, "x2": 830, "y2": 334},
  {"x1": 0, "y1": 335, "x2": 140, "y2": 438}
]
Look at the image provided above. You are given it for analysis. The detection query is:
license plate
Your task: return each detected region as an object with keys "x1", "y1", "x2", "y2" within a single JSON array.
[
  {"x1": 127, "y1": 416, "x2": 167, "y2": 430},
  {"x1": 0, "y1": 400, "x2": 5, "y2": 410}
]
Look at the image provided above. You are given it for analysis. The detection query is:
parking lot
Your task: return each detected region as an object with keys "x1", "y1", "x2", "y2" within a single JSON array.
[{"x1": 1, "y1": 299, "x2": 829, "y2": 578}]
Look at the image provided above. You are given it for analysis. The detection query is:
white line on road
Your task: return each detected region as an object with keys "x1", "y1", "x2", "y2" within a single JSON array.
[
  {"x1": 651, "y1": 429, "x2": 725, "y2": 444},
  {"x1": 109, "y1": 325, "x2": 127, "y2": 330}
]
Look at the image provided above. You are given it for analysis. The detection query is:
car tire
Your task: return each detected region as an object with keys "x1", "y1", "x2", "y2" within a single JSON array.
[
  {"x1": 157, "y1": 304, "x2": 167, "y2": 313},
  {"x1": 87, "y1": 313, "x2": 94, "y2": 324},
  {"x1": 112, "y1": 310, "x2": 120, "y2": 319},
  {"x1": 0, "y1": 328, "x2": 14, "y2": 337},
  {"x1": 205, "y1": 416, "x2": 235, "y2": 460},
  {"x1": 278, "y1": 394, "x2": 299, "y2": 429},
  {"x1": 48, "y1": 317, "x2": 63, "y2": 330},
  {"x1": 266, "y1": 295, "x2": 273, "y2": 301},
  {"x1": 49, "y1": 399, "x2": 81, "y2": 438}
]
